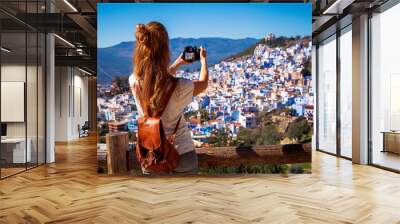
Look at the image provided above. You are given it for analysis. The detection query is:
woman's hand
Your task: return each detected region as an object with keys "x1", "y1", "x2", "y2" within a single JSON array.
[
  {"x1": 169, "y1": 53, "x2": 190, "y2": 76},
  {"x1": 200, "y1": 47, "x2": 207, "y2": 64},
  {"x1": 175, "y1": 53, "x2": 191, "y2": 66}
]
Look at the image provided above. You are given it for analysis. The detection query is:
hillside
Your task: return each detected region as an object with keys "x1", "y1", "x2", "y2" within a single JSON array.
[
  {"x1": 224, "y1": 36, "x2": 312, "y2": 62},
  {"x1": 98, "y1": 37, "x2": 258, "y2": 84}
]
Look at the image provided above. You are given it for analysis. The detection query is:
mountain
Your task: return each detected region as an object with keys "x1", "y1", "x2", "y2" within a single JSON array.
[
  {"x1": 225, "y1": 36, "x2": 312, "y2": 61},
  {"x1": 97, "y1": 37, "x2": 258, "y2": 84}
]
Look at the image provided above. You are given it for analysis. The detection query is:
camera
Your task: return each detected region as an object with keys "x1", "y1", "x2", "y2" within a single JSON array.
[{"x1": 181, "y1": 46, "x2": 200, "y2": 62}]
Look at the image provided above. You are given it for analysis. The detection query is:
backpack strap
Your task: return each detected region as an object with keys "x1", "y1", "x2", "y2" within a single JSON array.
[
  {"x1": 134, "y1": 82, "x2": 149, "y2": 117},
  {"x1": 168, "y1": 114, "x2": 182, "y2": 144},
  {"x1": 157, "y1": 79, "x2": 178, "y2": 117},
  {"x1": 134, "y1": 78, "x2": 178, "y2": 117},
  {"x1": 135, "y1": 78, "x2": 181, "y2": 143}
]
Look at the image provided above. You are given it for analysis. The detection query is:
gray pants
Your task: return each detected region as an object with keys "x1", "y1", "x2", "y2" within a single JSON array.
[
  {"x1": 142, "y1": 150, "x2": 198, "y2": 175},
  {"x1": 174, "y1": 150, "x2": 198, "y2": 173}
]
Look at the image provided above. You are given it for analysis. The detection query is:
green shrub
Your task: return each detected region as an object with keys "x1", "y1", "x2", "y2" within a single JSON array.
[
  {"x1": 198, "y1": 164, "x2": 295, "y2": 174},
  {"x1": 286, "y1": 117, "x2": 312, "y2": 143},
  {"x1": 289, "y1": 165, "x2": 304, "y2": 174}
]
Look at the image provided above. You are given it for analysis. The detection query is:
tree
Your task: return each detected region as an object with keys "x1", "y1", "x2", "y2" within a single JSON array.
[
  {"x1": 184, "y1": 111, "x2": 197, "y2": 120},
  {"x1": 258, "y1": 111, "x2": 273, "y2": 127},
  {"x1": 98, "y1": 122, "x2": 109, "y2": 137},
  {"x1": 256, "y1": 124, "x2": 282, "y2": 145},
  {"x1": 184, "y1": 109, "x2": 216, "y2": 123},
  {"x1": 236, "y1": 128, "x2": 258, "y2": 146},
  {"x1": 129, "y1": 132, "x2": 137, "y2": 143},
  {"x1": 199, "y1": 109, "x2": 210, "y2": 123},
  {"x1": 131, "y1": 104, "x2": 137, "y2": 112},
  {"x1": 199, "y1": 109, "x2": 217, "y2": 122},
  {"x1": 211, "y1": 128, "x2": 231, "y2": 147},
  {"x1": 301, "y1": 58, "x2": 311, "y2": 77},
  {"x1": 286, "y1": 117, "x2": 312, "y2": 143},
  {"x1": 112, "y1": 76, "x2": 130, "y2": 93},
  {"x1": 113, "y1": 76, "x2": 122, "y2": 87}
]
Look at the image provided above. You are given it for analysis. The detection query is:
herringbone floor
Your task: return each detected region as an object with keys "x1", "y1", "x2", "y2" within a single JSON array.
[{"x1": 1, "y1": 136, "x2": 400, "y2": 224}]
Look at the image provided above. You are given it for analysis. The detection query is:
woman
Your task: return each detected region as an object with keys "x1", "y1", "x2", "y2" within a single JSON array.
[{"x1": 129, "y1": 21, "x2": 209, "y2": 174}]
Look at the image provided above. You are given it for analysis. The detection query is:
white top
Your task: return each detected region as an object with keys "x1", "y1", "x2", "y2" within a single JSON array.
[{"x1": 129, "y1": 74, "x2": 195, "y2": 155}]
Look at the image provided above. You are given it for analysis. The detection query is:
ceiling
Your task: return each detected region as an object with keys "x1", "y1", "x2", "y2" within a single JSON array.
[
  {"x1": 312, "y1": 0, "x2": 390, "y2": 43},
  {"x1": 99, "y1": 0, "x2": 308, "y2": 2},
  {"x1": 0, "y1": 0, "x2": 97, "y2": 75},
  {"x1": 2, "y1": 0, "x2": 394, "y2": 74}
]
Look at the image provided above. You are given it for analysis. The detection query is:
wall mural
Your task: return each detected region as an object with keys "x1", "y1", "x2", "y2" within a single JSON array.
[{"x1": 97, "y1": 3, "x2": 313, "y2": 175}]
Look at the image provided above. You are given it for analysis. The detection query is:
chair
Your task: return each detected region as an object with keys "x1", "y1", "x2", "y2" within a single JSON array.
[{"x1": 79, "y1": 121, "x2": 90, "y2": 138}]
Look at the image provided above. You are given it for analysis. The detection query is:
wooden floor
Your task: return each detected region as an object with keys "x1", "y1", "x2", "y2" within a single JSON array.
[
  {"x1": 1, "y1": 136, "x2": 400, "y2": 224},
  {"x1": 372, "y1": 150, "x2": 400, "y2": 171},
  {"x1": 0, "y1": 167, "x2": 26, "y2": 178}
]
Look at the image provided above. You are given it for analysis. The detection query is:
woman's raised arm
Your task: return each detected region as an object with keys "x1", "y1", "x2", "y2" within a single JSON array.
[
  {"x1": 169, "y1": 53, "x2": 189, "y2": 76},
  {"x1": 193, "y1": 47, "x2": 208, "y2": 96}
]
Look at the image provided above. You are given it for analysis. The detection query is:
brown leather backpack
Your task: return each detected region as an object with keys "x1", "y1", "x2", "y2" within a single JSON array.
[{"x1": 134, "y1": 80, "x2": 181, "y2": 173}]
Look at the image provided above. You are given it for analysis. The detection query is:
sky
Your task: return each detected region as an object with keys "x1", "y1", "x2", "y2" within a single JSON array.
[{"x1": 98, "y1": 3, "x2": 311, "y2": 48}]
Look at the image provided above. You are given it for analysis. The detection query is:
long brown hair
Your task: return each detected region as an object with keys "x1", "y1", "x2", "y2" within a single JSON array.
[{"x1": 134, "y1": 21, "x2": 176, "y2": 115}]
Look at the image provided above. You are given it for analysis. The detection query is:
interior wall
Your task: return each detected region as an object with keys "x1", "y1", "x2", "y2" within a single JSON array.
[
  {"x1": 1, "y1": 64, "x2": 28, "y2": 138},
  {"x1": 54, "y1": 66, "x2": 89, "y2": 141},
  {"x1": 312, "y1": 45, "x2": 317, "y2": 150},
  {"x1": 1, "y1": 62, "x2": 45, "y2": 166},
  {"x1": 88, "y1": 77, "x2": 97, "y2": 133},
  {"x1": 54, "y1": 66, "x2": 69, "y2": 141},
  {"x1": 72, "y1": 72, "x2": 89, "y2": 138}
]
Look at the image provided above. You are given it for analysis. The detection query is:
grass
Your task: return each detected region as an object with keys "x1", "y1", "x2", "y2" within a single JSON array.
[{"x1": 198, "y1": 163, "x2": 312, "y2": 175}]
